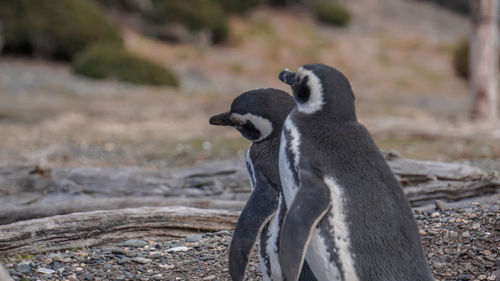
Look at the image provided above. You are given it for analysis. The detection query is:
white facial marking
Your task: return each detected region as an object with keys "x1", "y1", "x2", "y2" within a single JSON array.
[
  {"x1": 296, "y1": 66, "x2": 325, "y2": 114},
  {"x1": 324, "y1": 176, "x2": 360, "y2": 281},
  {"x1": 265, "y1": 195, "x2": 284, "y2": 281},
  {"x1": 231, "y1": 113, "x2": 273, "y2": 142}
]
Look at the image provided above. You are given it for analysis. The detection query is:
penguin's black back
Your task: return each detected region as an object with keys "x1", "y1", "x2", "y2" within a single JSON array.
[{"x1": 292, "y1": 113, "x2": 433, "y2": 280}]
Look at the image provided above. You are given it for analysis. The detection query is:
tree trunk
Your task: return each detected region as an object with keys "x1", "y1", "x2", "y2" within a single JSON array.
[{"x1": 470, "y1": 0, "x2": 499, "y2": 121}]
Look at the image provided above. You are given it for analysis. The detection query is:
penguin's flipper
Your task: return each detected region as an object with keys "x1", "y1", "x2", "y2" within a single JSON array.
[
  {"x1": 279, "y1": 167, "x2": 331, "y2": 281},
  {"x1": 229, "y1": 176, "x2": 280, "y2": 281}
]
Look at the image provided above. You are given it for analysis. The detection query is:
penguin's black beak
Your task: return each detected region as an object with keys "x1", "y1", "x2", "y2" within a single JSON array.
[
  {"x1": 279, "y1": 69, "x2": 296, "y2": 85},
  {"x1": 209, "y1": 112, "x2": 234, "y2": 126}
]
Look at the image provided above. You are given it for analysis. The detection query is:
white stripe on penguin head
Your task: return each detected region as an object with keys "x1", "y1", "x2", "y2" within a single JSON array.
[
  {"x1": 231, "y1": 113, "x2": 273, "y2": 142},
  {"x1": 296, "y1": 67, "x2": 325, "y2": 114}
]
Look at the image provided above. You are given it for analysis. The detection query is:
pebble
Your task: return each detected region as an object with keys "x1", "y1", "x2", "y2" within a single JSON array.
[
  {"x1": 133, "y1": 257, "x2": 153, "y2": 264},
  {"x1": 15, "y1": 262, "x2": 31, "y2": 273},
  {"x1": 203, "y1": 275, "x2": 217, "y2": 280},
  {"x1": 36, "y1": 267, "x2": 55, "y2": 274},
  {"x1": 122, "y1": 239, "x2": 148, "y2": 247},
  {"x1": 435, "y1": 200, "x2": 450, "y2": 211},
  {"x1": 430, "y1": 212, "x2": 440, "y2": 218},
  {"x1": 462, "y1": 231, "x2": 471, "y2": 238},
  {"x1": 185, "y1": 234, "x2": 203, "y2": 243},
  {"x1": 117, "y1": 257, "x2": 131, "y2": 264},
  {"x1": 167, "y1": 246, "x2": 191, "y2": 252}
]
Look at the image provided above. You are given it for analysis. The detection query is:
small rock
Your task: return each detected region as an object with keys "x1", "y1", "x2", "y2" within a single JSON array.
[
  {"x1": 435, "y1": 200, "x2": 450, "y2": 211},
  {"x1": 203, "y1": 275, "x2": 216, "y2": 281},
  {"x1": 85, "y1": 273, "x2": 95, "y2": 281},
  {"x1": 15, "y1": 263, "x2": 31, "y2": 273},
  {"x1": 102, "y1": 263, "x2": 112, "y2": 270},
  {"x1": 48, "y1": 253, "x2": 64, "y2": 262},
  {"x1": 478, "y1": 275, "x2": 487, "y2": 280},
  {"x1": 111, "y1": 248, "x2": 126, "y2": 255},
  {"x1": 430, "y1": 212, "x2": 440, "y2": 218},
  {"x1": 462, "y1": 231, "x2": 471, "y2": 238},
  {"x1": 75, "y1": 267, "x2": 84, "y2": 272},
  {"x1": 117, "y1": 257, "x2": 130, "y2": 264},
  {"x1": 457, "y1": 275, "x2": 471, "y2": 281},
  {"x1": 126, "y1": 251, "x2": 137, "y2": 257},
  {"x1": 185, "y1": 234, "x2": 203, "y2": 243},
  {"x1": 166, "y1": 246, "x2": 191, "y2": 252},
  {"x1": 122, "y1": 240, "x2": 147, "y2": 247},
  {"x1": 148, "y1": 252, "x2": 162, "y2": 259},
  {"x1": 472, "y1": 223, "x2": 481, "y2": 230},
  {"x1": 36, "y1": 267, "x2": 55, "y2": 274},
  {"x1": 199, "y1": 255, "x2": 216, "y2": 261},
  {"x1": 133, "y1": 257, "x2": 153, "y2": 264},
  {"x1": 419, "y1": 229, "x2": 426, "y2": 235}
]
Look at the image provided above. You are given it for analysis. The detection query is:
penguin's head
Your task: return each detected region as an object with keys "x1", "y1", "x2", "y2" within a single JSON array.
[
  {"x1": 209, "y1": 88, "x2": 295, "y2": 142},
  {"x1": 279, "y1": 64, "x2": 356, "y2": 120}
]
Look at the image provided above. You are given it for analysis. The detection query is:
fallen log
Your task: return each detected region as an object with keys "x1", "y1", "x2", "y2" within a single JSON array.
[
  {"x1": 0, "y1": 154, "x2": 498, "y2": 225},
  {"x1": 0, "y1": 197, "x2": 246, "y2": 225},
  {"x1": 0, "y1": 206, "x2": 239, "y2": 256}
]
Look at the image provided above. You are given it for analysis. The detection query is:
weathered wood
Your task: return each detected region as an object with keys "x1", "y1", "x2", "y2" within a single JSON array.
[
  {"x1": 470, "y1": 0, "x2": 498, "y2": 121},
  {"x1": 0, "y1": 197, "x2": 246, "y2": 225},
  {"x1": 385, "y1": 152, "x2": 484, "y2": 182},
  {"x1": 0, "y1": 206, "x2": 239, "y2": 256},
  {"x1": 404, "y1": 175, "x2": 500, "y2": 206},
  {"x1": 1, "y1": 155, "x2": 498, "y2": 224}
]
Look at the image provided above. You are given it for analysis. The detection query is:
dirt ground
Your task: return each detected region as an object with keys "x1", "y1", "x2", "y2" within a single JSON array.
[{"x1": 0, "y1": 0, "x2": 499, "y2": 170}]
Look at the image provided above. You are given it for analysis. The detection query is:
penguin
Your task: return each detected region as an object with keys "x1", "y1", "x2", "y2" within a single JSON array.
[
  {"x1": 276, "y1": 64, "x2": 434, "y2": 281},
  {"x1": 209, "y1": 88, "x2": 317, "y2": 281}
]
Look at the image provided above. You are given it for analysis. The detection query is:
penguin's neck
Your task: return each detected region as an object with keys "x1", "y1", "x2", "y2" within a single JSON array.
[{"x1": 250, "y1": 136, "x2": 281, "y2": 185}]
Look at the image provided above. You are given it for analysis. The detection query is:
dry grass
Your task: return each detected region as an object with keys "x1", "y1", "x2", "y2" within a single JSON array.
[{"x1": 1, "y1": 0, "x2": 498, "y2": 169}]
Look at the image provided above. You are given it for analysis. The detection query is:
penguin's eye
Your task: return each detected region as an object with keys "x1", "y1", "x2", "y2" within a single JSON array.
[
  {"x1": 293, "y1": 75, "x2": 310, "y2": 104},
  {"x1": 238, "y1": 121, "x2": 260, "y2": 141}
]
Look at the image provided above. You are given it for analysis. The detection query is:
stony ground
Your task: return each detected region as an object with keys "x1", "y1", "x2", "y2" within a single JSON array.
[{"x1": 2, "y1": 201, "x2": 498, "y2": 281}]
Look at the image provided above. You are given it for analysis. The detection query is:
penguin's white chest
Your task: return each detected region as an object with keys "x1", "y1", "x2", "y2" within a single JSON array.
[
  {"x1": 279, "y1": 119, "x2": 359, "y2": 281},
  {"x1": 279, "y1": 118, "x2": 301, "y2": 204}
]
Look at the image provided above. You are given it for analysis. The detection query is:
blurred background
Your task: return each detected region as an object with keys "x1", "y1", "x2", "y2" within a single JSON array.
[{"x1": 0, "y1": 0, "x2": 499, "y2": 172}]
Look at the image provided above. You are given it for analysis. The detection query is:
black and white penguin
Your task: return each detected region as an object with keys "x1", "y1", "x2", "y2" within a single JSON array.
[
  {"x1": 209, "y1": 88, "x2": 317, "y2": 281},
  {"x1": 277, "y1": 64, "x2": 434, "y2": 281}
]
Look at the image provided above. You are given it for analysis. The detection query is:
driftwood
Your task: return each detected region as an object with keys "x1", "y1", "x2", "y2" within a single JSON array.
[
  {"x1": 0, "y1": 206, "x2": 238, "y2": 256},
  {"x1": 1, "y1": 154, "x2": 499, "y2": 225},
  {"x1": 0, "y1": 154, "x2": 499, "y2": 255},
  {"x1": 0, "y1": 197, "x2": 245, "y2": 226}
]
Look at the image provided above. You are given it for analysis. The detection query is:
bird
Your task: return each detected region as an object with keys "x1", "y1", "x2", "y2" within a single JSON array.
[
  {"x1": 277, "y1": 64, "x2": 434, "y2": 281},
  {"x1": 209, "y1": 88, "x2": 317, "y2": 281}
]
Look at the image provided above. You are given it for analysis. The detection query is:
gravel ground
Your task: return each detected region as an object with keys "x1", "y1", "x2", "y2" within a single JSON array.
[{"x1": 1, "y1": 201, "x2": 499, "y2": 281}]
